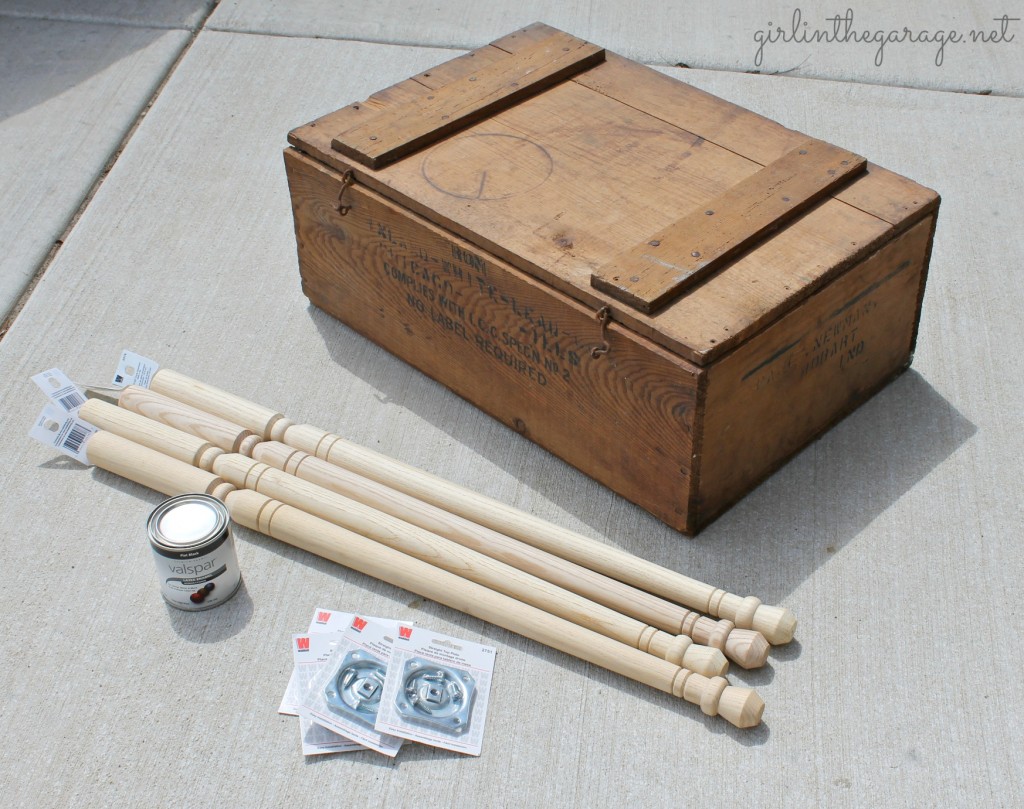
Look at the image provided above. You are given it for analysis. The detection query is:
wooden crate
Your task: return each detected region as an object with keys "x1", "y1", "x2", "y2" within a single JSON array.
[{"x1": 284, "y1": 23, "x2": 939, "y2": 534}]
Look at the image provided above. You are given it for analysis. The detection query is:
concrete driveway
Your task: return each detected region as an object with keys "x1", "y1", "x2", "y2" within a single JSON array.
[{"x1": 1, "y1": 2, "x2": 1021, "y2": 806}]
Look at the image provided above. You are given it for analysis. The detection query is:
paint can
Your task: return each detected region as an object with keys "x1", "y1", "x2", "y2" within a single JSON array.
[{"x1": 147, "y1": 493, "x2": 241, "y2": 611}]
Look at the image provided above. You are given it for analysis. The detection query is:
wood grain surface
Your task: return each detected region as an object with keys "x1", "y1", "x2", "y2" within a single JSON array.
[
  {"x1": 284, "y1": 21, "x2": 938, "y2": 534},
  {"x1": 332, "y1": 30, "x2": 604, "y2": 168},
  {"x1": 696, "y1": 215, "x2": 936, "y2": 523},
  {"x1": 591, "y1": 139, "x2": 866, "y2": 313},
  {"x1": 286, "y1": 147, "x2": 703, "y2": 530},
  {"x1": 288, "y1": 22, "x2": 938, "y2": 365},
  {"x1": 117, "y1": 386, "x2": 261, "y2": 456},
  {"x1": 79, "y1": 398, "x2": 224, "y2": 472}
]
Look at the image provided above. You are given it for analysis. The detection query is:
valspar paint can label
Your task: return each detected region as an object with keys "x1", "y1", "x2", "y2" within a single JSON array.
[{"x1": 147, "y1": 494, "x2": 241, "y2": 611}]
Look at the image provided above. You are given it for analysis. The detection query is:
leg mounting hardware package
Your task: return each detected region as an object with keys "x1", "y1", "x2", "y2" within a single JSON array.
[
  {"x1": 396, "y1": 658, "x2": 477, "y2": 735},
  {"x1": 376, "y1": 626, "x2": 495, "y2": 755},
  {"x1": 326, "y1": 650, "x2": 387, "y2": 725}
]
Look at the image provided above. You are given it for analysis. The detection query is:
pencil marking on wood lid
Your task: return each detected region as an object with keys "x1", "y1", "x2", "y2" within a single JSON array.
[{"x1": 421, "y1": 133, "x2": 553, "y2": 200}]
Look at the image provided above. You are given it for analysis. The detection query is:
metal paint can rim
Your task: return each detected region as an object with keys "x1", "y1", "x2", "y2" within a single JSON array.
[
  {"x1": 147, "y1": 493, "x2": 240, "y2": 611},
  {"x1": 148, "y1": 493, "x2": 230, "y2": 557}
]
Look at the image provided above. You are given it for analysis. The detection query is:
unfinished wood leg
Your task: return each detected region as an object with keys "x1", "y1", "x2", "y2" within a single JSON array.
[
  {"x1": 143, "y1": 369, "x2": 797, "y2": 644},
  {"x1": 210, "y1": 452, "x2": 728, "y2": 677},
  {"x1": 254, "y1": 441, "x2": 769, "y2": 669},
  {"x1": 82, "y1": 431, "x2": 764, "y2": 728}
]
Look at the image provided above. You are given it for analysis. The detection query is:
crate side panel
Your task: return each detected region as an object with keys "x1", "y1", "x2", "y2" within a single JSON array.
[
  {"x1": 286, "y1": 148, "x2": 701, "y2": 530},
  {"x1": 696, "y1": 215, "x2": 935, "y2": 528}
]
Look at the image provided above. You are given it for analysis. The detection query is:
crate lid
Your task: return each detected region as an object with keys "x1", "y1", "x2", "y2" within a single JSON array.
[{"x1": 289, "y1": 23, "x2": 937, "y2": 367}]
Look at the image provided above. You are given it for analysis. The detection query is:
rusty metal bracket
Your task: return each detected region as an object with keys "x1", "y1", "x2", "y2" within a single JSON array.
[
  {"x1": 336, "y1": 170, "x2": 355, "y2": 215},
  {"x1": 591, "y1": 305, "x2": 612, "y2": 358}
]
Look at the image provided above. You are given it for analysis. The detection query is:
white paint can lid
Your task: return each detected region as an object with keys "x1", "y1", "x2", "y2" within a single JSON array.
[{"x1": 148, "y1": 493, "x2": 230, "y2": 557}]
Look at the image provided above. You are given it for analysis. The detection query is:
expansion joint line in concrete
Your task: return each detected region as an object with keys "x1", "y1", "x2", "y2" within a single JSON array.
[{"x1": 0, "y1": 0, "x2": 224, "y2": 342}]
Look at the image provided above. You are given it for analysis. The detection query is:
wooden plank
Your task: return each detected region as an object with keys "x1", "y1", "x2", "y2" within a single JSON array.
[
  {"x1": 833, "y1": 165, "x2": 939, "y2": 226},
  {"x1": 574, "y1": 53, "x2": 938, "y2": 226},
  {"x1": 331, "y1": 31, "x2": 605, "y2": 169},
  {"x1": 288, "y1": 23, "x2": 563, "y2": 146},
  {"x1": 574, "y1": 53, "x2": 807, "y2": 166},
  {"x1": 290, "y1": 50, "x2": 509, "y2": 154},
  {"x1": 637, "y1": 200, "x2": 893, "y2": 364},
  {"x1": 284, "y1": 148, "x2": 703, "y2": 531},
  {"x1": 591, "y1": 139, "x2": 867, "y2": 313}
]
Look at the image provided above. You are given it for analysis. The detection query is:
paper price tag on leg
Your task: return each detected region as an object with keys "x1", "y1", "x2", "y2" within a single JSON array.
[
  {"x1": 112, "y1": 350, "x2": 159, "y2": 389},
  {"x1": 28, "y1": 403, "x2": 97, "y2": 465},
  {"x1": 375, "y1": 627, "x2": 496, "y2": 756},
  {"x1": 31, "y1": 368, "x2": 86, "y2": 413}
]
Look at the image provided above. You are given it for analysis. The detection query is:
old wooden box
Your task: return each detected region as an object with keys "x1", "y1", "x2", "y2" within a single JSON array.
[{"x1": 284, "y1": 22, "x2": 939, "y2": 534}]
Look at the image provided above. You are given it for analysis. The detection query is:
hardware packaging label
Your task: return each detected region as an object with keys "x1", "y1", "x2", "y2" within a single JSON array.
[
  {"x1": 298, "y1": 616, "x2": 407, "y2": 757},
  {"x1": 375, "y1": 626, "x2": 496, "y2": 756}
]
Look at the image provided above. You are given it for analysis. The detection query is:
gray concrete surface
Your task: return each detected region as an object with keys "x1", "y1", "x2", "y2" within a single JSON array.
[
  {"x1": 0, "y1": 12, "x2": 195, "y2": 320},
  {"x1": 209, "y1": 0, "x2": 1024, "y2": 95},
  {"x1": 1, "y1": 7, "x2": 1022, "y2": 809},
  {"x1": 0, "y1": 0, "x2": 214, "y2": 29}
]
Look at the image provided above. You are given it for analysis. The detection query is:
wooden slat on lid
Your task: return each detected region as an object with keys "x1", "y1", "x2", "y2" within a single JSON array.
[
  {"x1": 591, "y1": 139, "x2": 866, "y2": 313},
  {"x1": 331, "y1": 30, "x2": 605, "y2": 169}
]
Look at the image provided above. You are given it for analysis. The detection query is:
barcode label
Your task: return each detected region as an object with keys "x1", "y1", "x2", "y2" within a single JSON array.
[
  {"x1": 62, "y1": 424, "x2": 89, "y2": 454},
  {"x1": 28, "y1": 403, "x2": 96, "y2": 465},
  {"x1": 31, "y1": 369, "x2": 86, "y2": 413},
  {"x1": 54, "y1": 386, "x2": 86, "y2": 413}
]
